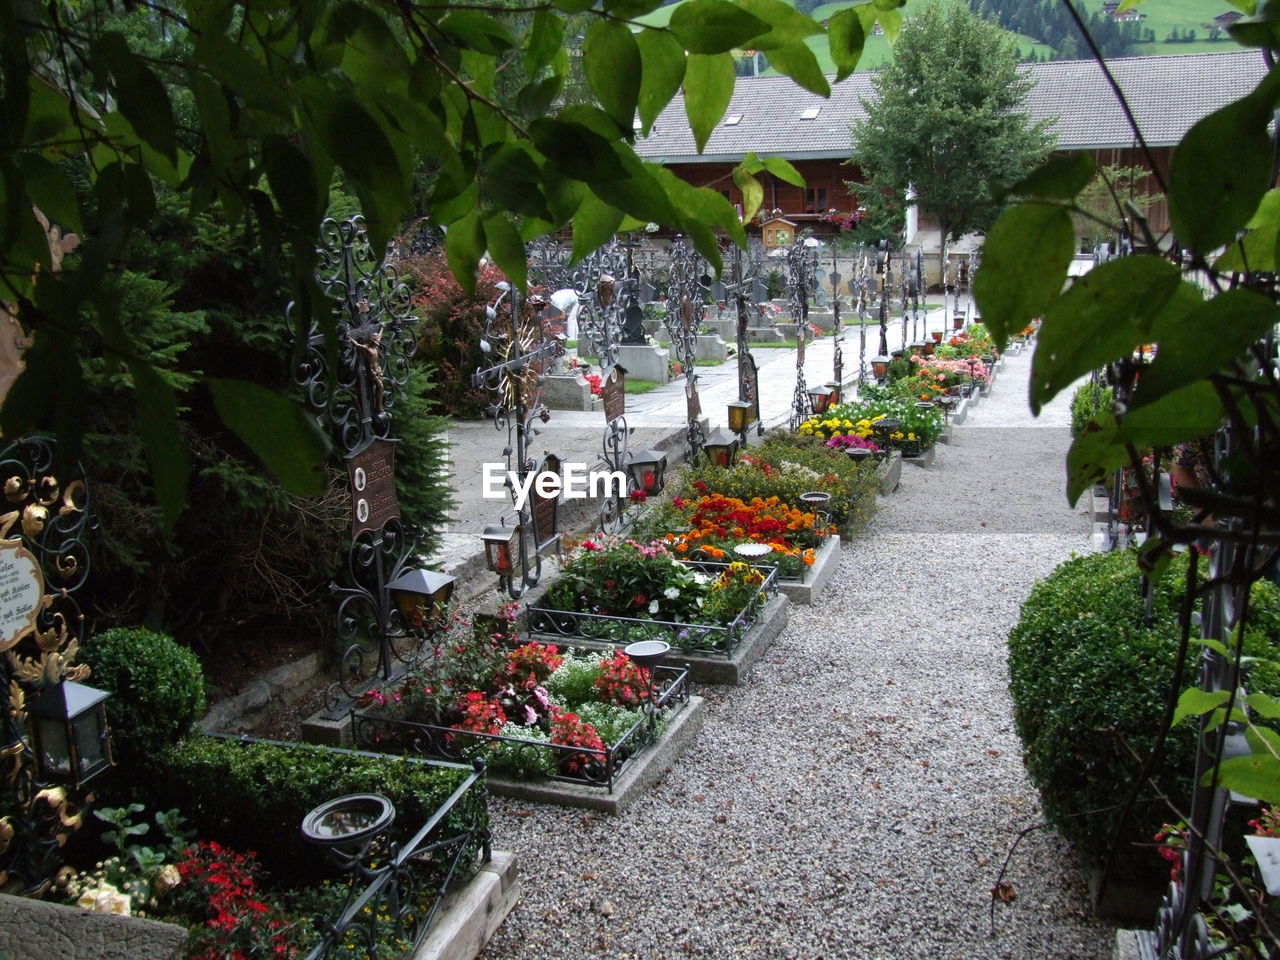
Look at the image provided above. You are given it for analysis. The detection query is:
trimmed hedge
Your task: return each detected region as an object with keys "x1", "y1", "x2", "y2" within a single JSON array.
[
  {"x1": 1008, "y1": 549, "x2": 1280, "y2": 882},
  {"x1": 140, "y1": 737, "x2": 487, "y2": 876},
  {"x1": 80, "y1": 627, "x2": 207, "y2": 768}
]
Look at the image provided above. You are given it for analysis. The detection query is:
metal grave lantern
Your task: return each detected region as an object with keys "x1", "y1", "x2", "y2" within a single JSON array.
[
  {"x1": 871, "y1": 355, "x2": 891, "y2": 380},
  {"x1": 627, "y1": 449, "x2": 667, "y2": 495},
  {"x1": 481, "y1": 524, "x2": 519, "y2": 576},
  {"x1": 386, "y1": 568, "x2": 456, "y2": 632},
  {"x1": 29, "y1": 680, "x2": 111, "y2": 789},
  {"x1": 703, "y1": 429, "x2": 740, "y2": 469},
  {"x1": 727, "y1": 400, "x2": 754, "y2": 436},
  {"x1": 807, "y1": 385, "x2": 834, "y2": 416}
]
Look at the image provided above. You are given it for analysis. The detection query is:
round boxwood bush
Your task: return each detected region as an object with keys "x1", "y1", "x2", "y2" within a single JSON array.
[
  {"x1": 1008, "y1": 549, "x2": 1280, "y2": 883},
  {"x1": 80, "y1": 627, "x2": 207, "y2": 766}
]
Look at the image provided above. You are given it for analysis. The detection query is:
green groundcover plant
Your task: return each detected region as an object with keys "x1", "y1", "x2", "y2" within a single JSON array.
[{"x1": 1007, "y1": 549, "x2": 1280, "y2": 882}]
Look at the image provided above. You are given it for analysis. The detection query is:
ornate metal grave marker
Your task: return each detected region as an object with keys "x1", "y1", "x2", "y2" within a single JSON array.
[{"x1": 293, "y1": 217, "x2": 447, "y2": 709}]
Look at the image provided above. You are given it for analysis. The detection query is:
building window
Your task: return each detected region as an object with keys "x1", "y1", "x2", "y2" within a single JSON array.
[{"x1": 804, "y1": 187, "x2": 828, "y2": 213}]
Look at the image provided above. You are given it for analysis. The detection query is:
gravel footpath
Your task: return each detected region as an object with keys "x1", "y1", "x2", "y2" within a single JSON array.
[{"x1": 480, "y1": 347, "x2": 1114, "y2": 960}]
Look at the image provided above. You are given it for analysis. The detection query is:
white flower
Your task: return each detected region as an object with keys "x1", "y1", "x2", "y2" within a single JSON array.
[
  {"x1": 664, "y1": 587, "x2": 680, "y2": 600},
  {"x1": 648, "y1": 599, "x2": 660, "y2": 614},
  {"x1": 692, "y1": 572, "x2": 709, "y2": 585},
  {"x1": 79, "y1": 883, "x2": 130, "y2": 916}
]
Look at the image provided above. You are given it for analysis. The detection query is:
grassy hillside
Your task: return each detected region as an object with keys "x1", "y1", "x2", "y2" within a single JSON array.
[{"x1": 636, "y1": 0, "x2": 1248, "y2": 73}]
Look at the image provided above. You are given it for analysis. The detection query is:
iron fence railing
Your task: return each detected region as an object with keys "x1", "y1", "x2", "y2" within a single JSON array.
[
  {"x1": 351, "y1": 665, "x2": 691, "y2": 793},
  {"x1": 527, "y1": 560, "x2": 780, "y2": 656}
]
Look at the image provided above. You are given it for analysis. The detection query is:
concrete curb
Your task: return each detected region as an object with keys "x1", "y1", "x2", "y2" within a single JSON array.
[
  {"x1": 200, "y1": 652, "x2": 324, "y2": 733},
  {"x1": 878, "y1": 452, "x2": 902, "y2": 495},
  {"x1": 902, "y1": 444, "x2": 936, "y2": 468},
  {"x1": 415, "y1": 851, "x2": 520, "y2": 960},
  {"x1": 777, "y1": 535, "x2": 840, "y2": 605},
  {"x1": 486, "y1": 695, "x2": 707, "y2": 815}
]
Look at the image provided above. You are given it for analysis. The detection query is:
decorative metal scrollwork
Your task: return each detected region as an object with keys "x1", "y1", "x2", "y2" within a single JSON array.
[
  {"x1": 0, "y1": 436, "x2": 92, "y2": 893},
  {"x1": 667, "y1": 238, "x2": 708, "y2": 461},
  {"x1": 291, "y1": 217, "x2": 427, "y2": 711},
  {"x1": 787, "y1": 241, "x2": 813, "y2": 431},
  {"x1": 472, "y1": 269, "x2": 566, "y2": 595}
]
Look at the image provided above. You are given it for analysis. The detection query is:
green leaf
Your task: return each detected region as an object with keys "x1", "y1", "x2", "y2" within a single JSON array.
[
  {"x1": 517, "y1": 76, "x2": 563, "y2": 122},
  {"x1": 483, "y1": 214, "x2": 527, "y2": 292},
  {"x1": 761, "y1": 156, "x2": 804, "y2": 187},
  {"x1": 14, "y1": 154, "x2": 81, "y2": 234},
  {"x1": 1133, "y1": 289, "x2": 1279, "y2": 408},
  {"x1": 1169, "y1": 72, "x2": 1280, "y2": 255},
  {"x1": 0, "y1": 329, "x2": 86, "y2": 462},
  {"x1": 1195, "y1": 637, "x2": 1232, "y2": 658},
  {"x1": 261, "y1": 136, "x2": 320, "y2": 231},
  {"x1": 318, "y1": 98, "x2": 410, "y2": 257},
  {"x1": 1247, "y1": 692, "x2": 1280, "y2": 720},
  {"x1": 437, "y1": 11, "x2": 514, "y2": 54},
  {"x1": 590, "y1": 155, "x2": 681, "y2": 226},
  {"x1": 584, "y1": 21, "x2": 642, "y2": 131},
  {"x1": 571, "y1": 193, "x2": 624, "y2": 265},
  {"x1": 482, "y1": 143, "x2": 550, "y2": 220},
  {"x1": 1173, "y1": 688, "x2": 1231, "y2": 726},
  {"x1": 95, "y1": 32, "x2": 177, "y2": 162},
  {"x1": 527, "y1": 11, "x2": 564, "y2": 74},
  {"x1": 1247, "y1": 725, "x2": 1280, "y2": 759},
  {"x1": 738, "y1": 0, "x2": 822, "y2": 50},
  {"x1": 1003, "y1": 152, "x2": 1095, "y2": 202},
  {"x1": 669, "y1": 0, "x2": 770, "y2": 54},
  {"x1": 208, "y1": 380, "x2": 328, "y2": 498},
  {"x1": 552, "y1": 0, "x2": 595, "y2": 12},
  {"x1": 827, "y1": 9, "x2": 866, "y2": 82},
  {"x1": 761, "y1": 43, "x2": 829, "y2": 97},
  {"x1": 876, "y1": 6, "x2": 904, "y2": 43},
  {"x1": 636, "y1": 30, "x2": 685, "y2": 136},
  {"x1": 684, "y1": 53, "x2": 735, "y2": 153},
  {"x1": 1121, "y1": 382, "x2": 1225, "y2": 450},
  {"x1": 972, "y1": 203, "x2": 1073, "y2": 352},
  {"x1": 530, "y1": 119, "x2": 627, "y2": 181},
  {"x1": 1065, "y1": 412, "x2": 1129, "y2": 506},
  {"x1": 445, "y1": 211, "x2": 486, "y2": 296},
  {"x1": 1030, "y1": 256, "x2": 1192, "y2": 413},
  {"x1": 1214, "y1": 188, "x2": 1280, "y2": 272},
  {"x1": 128, "y1": 360, "x2": 189, "y2": 532},
  {"x1": 733, "y1": 166, "x2": 764, "y2": 223}
]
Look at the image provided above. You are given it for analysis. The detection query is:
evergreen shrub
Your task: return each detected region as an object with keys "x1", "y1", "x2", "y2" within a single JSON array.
[
  {"x1": 1008, "y1": 550, "x2": 1280, "y2": 881},
  {"x1": 147, "y1": 737, "x2": 486, "y2": 874},
  {"x1": 81, "y1": 627, "x2": 207, "y2": 767}
]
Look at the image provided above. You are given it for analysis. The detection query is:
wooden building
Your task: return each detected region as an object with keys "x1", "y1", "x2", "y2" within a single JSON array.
[{"x1": 633, "y1": 50, "x2": 1267, "y2": 248}]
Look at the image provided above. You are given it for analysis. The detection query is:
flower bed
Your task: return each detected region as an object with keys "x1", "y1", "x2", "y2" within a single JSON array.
[
  {"x1": 658, "y1": 493, "x2": 831, "y2": 580},
  {"x1": 798, "y1": 390, "x2": 944, "y2": 451},
  {"x1": 529, "y1": 535, "x2": 778, "y2": 656},
  {"x1": 638, "y1": 438, "x2": 880, "y2": 541},
  {"x1": 352, "y1": 651, "x2": 693, "y2": 793}
]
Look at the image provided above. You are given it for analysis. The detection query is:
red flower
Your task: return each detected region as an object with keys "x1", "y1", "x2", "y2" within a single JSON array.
[{"x1": 630, "y1": 490, "x2": 648, "y2": 503}]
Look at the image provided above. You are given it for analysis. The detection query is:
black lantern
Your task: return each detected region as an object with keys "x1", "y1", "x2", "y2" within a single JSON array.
[
  {"x1": 870, "y1": 355, "x2": 890, "y2": 379},
  {"x1": 29, "y1": 680, "x2": 112, "y2": 788},
  {"x1": 909, "y1": 340, "x2": 926, "y2": 357},
  {"x1": 727, "y1": 400, "x2": 754, "y2": 435},
  {"x1": 804, "y1": 386, "x2": 830, "y2": 416},
  {"x1": 703, "y1": 429, "x2": 740, "y2": 468},
  {"x1": 387, "y1": 568, "x2": 456, "y2": 631},
  {"x1": 481, "y1": 524, "x2": 519, "y2": 576},
  {"x1": 627, "y1": 449, "x2": 667, "y2": 495}
]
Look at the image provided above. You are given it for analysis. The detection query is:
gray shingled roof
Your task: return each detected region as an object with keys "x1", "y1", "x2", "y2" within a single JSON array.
[{"x1": 633, "y1": 50, "x2": 1268, "y2": 163}]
